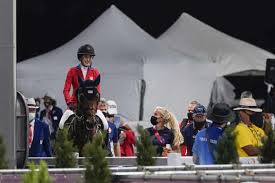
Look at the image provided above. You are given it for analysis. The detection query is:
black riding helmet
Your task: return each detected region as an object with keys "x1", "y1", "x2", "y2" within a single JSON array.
[{"x1": 77, "y1": 44, "x2": 95, "y2": 60}]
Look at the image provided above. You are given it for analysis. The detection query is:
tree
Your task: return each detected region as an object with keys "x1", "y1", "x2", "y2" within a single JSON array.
[
  {"x1": 0, "y1": 136, "x2": 8, "y2": 169},
  {"x1": 214, "y1": 126, "x2": 239, "y2": 164},
  {"x1": 260, "y1": 129, "x2": 275, "y2": 163},
  {"x1": 83, "y1": 133, "x2": 111, "y2": 183},
  {"x1": 136, "y1": 125, "x2": 157, "y2": 166},
  {"x1": 22, "y1": 161, "x2": 52, "y2": 183},
  {"x1": 54, "y1": 128, "x2": 77, "y2": 168}
]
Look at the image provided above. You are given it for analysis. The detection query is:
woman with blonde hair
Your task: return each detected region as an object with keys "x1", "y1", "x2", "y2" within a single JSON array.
[{"x1": 147, "y1": 106, "x2": 184, "y2": 156}]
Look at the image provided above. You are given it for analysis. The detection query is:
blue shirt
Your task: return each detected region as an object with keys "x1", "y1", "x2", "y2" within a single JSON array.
[
  {"x1": 114, "y1": 116, "x2": 121, "y2": 129},
  {"x1": 192, "y1": 125, "x2": 224, "y2": 165},
  {"x1": 147, "y1": 127, "x2": 174, "y2": 156},
  {"x1": 107, "y1": 122, "x2": 118, "y2": 155}
]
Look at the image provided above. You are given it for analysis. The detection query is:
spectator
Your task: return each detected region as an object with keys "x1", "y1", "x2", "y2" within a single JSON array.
[
  {"x1": 181, "y1": 104, "x2": 211, "y2": 156},
  {"x1": 107, "y1": 100, "x2": 127, "y2": 128},
  {"x1": 192, "y1": 103, "x2": 233, "y2": 164},
  {"x1": 63, "y1": 44, "x2": 100, "y2": 110},
  {"x1": 118, "y1": 124, "x2": 136, "y2": 156},
  {"x1": 261, "y1": 87, "x2": 275, "y2": 130},
  {"x1": 147, "y1": 106, "x2": 184, "y2": 156},
  {"x1": 27, "y1": 98, "x2": 52, "y2": 157},
  {"x1": 40, "y1": 94, "x2": 63, "y2": 140},
  {"x1": 106, "y1": 100, "x2": 134, "y2": 156},
  {"x1": 98, "y1": 98, "x2": 108, "y2": 117},
  {"x1": 262, "y1": 111, "x2": 273, "y2": 134},
  {"x1": 98, "y1": 99, "x2": 120, "y2": 157},
  {"x1": 179, "y1": 100, "x2": 199, "y2": 156},
  {"x1": 34, "y1": 97, "x2": 41, "y2": 119},
  {"x1": 179, "y1": 100, "x2": 199, "y2": 129},
  {"x1": 233, "y1": 97, "x2": 266, "y2": 157}
]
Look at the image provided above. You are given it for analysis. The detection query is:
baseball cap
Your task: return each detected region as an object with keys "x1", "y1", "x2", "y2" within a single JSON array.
[
  {"x1": 107, "y1": 100, "x2": 118, "y2": 115},
  {"x1": 193, "y1": 104, "x2": 206, "y2": 116}
]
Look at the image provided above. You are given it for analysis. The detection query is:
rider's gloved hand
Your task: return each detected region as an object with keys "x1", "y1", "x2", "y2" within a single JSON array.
[{"x1": 67, "y1": 102, "x2": 76, "y2": 111}]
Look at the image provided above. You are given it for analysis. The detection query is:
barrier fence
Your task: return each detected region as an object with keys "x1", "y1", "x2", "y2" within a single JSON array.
[
  {"x1": 27, "y1": 156, "x2": 261, "y2": 167},
  {"x1": 0, "y1": 156, "x2": 273, "y2": 182}
]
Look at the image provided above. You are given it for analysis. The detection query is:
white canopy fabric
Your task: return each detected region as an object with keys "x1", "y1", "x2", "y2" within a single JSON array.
[
  {"x1": 17, "y1": 5, "x2": 203, "y2": 121},
  {"x1": 17, "y1": 5, "x2": 148, "y2": 120},
  {"x1": 19, "y1": 7, "x2": 272, "y2": 122},
  {"x1": 159, "y1": 13, "x2": 275, "y2": 76}
]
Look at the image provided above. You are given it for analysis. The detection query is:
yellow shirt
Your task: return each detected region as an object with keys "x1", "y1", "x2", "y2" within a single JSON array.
[{"x1": 234, "y1": 122, "x2": 266, "y2": 157}]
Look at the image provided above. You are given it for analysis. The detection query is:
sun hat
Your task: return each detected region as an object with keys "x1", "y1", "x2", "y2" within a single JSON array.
[
  {"x1": 208, "y1": 103, "x2": 234, "y2": 124},
  {"x1": 233, "y1": 97, "x2": 262, "y2": 112}
]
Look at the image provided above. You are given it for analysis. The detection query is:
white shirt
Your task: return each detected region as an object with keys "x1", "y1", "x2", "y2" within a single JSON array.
[{"x1": 81, "y1": 65, "x2": 88, "y2": 79}]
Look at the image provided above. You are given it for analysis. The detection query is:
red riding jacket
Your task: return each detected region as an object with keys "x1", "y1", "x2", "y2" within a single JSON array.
[{"x1": 63, "y1": 64, "x2": 100, "y2": 106}]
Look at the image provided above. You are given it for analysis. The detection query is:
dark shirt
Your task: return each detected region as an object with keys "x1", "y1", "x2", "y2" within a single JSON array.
[
  {"x1": 147, "y1": 127, "x2": 174, "y2": 156},
  {"x1": 181, "y1": 122, "x2": 210, "y2": 155},
  {"x1": 40, "y1": 106, "x2": 63, "y2": 139}
]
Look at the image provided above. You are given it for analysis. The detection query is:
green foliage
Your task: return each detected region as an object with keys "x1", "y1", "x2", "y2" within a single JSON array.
[
  {"x1": 136, "y1": 125, "x2": 157, "y2": 166},
  {"x1": 22, "y1": 161, "x2": 52, "y2": 183},
  {"x1": 54, "y1": 128, "x2": 77, "y2": 168},
  {"x1": 214, "y1": 126, "x2": 239, "y2": 164},
  {"x1": 0, "y1": 136, "x2": 8, "y2": 168},
  {"x1": 260, "y1": 130, "x2": 275, "y2": 163},
  {"x1": 83, "y1": 133, "x2": 111, "y2": 183}
]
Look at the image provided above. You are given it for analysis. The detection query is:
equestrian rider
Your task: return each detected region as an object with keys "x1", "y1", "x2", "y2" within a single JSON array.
[{"x1": 63, "y1": 44, "x2": 100, "y2": 111}]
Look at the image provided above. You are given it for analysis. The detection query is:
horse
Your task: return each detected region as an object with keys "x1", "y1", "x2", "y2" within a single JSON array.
[{"x1": 61, "y1": 76, "x2": 108, "y2": 155}]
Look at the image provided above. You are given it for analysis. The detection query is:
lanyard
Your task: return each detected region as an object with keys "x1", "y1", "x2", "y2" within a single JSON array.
[{"x1": 153, "y1": 128, "x2": 165, "y2": 145}]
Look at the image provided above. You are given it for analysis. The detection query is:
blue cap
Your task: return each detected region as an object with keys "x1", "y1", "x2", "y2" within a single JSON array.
[{"x1": 193, "y1": 104, "x2": 206, "y2": 116}]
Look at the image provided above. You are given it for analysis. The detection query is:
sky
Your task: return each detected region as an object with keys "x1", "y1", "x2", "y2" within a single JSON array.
[{"x1": 17, "y1": 0, "x2": 275, "y2": 62}]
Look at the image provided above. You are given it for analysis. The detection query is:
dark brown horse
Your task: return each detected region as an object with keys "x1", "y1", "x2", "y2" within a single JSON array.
[{"x1": 63, "y1": 76, "x2": 105, "y2": 154}]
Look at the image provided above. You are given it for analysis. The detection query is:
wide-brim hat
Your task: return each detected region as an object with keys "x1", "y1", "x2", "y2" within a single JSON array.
[
  {"x1": 208, "y1": 103, "x2": 234, "y2": 124},
  {"x1": 233, "y1": 97, "x2": 262, "y2": 112},
  {"x1": 26, "y1": 98, "x2": 39, "y2": 109}
]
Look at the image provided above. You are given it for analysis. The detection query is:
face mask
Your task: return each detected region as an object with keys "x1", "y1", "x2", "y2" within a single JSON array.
[
  {"x1": 250, "y1": 113, "x2": 263, "y2": 128},
  {"x1": 29, "y1": 113, "x2": 35, "y2": 122},
  {"x1": 150, "y1": 116, "x2": 158, "y2": 125},
  {"x1": 102, "y1": 112, "x2": 109, "y2": 118},
  {"x1": 194, "y1": 120, "x2": 206, "y2": 130},
  {"x1": 187, "y1": 112, "x2": 193, "y2": 120}
]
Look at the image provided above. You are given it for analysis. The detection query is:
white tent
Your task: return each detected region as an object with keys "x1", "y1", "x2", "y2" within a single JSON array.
[
  {"x1": 17, "y1": 5, "x2": 150, "y2": 120},
  {"x1": 159, "y1": 13, "x2": 275, "y2": 76},
  {"x1": 17, "y1": 6, "x2": 204, "y2": 121},
  {"x1": 158, "y1": 13, "x2": 275, "y2": 109}
]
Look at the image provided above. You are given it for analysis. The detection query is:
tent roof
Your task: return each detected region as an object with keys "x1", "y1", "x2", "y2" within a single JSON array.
[
  {"x1": 17, "y1": 5, "x2": 197, "y2": 120},
  {"x1": 159, "y1": 13, "x2": 275, "y2": 76}
]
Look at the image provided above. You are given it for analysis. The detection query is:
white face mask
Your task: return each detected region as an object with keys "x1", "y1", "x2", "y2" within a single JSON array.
[{"x1": 29, "y1": 113, "x2": 35, "y2": 122}]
